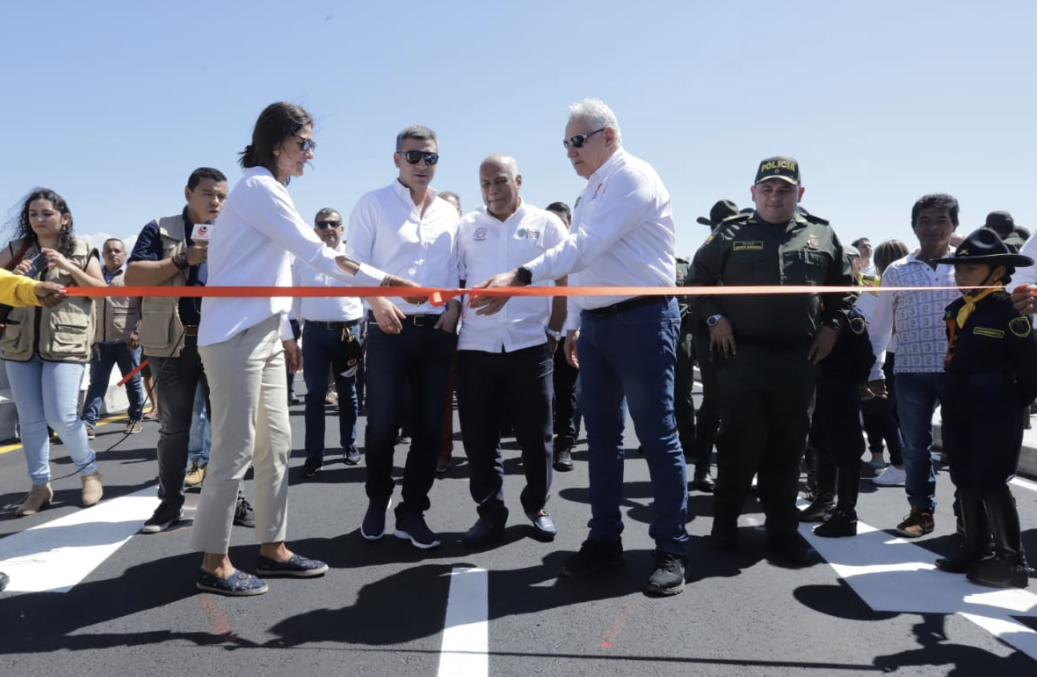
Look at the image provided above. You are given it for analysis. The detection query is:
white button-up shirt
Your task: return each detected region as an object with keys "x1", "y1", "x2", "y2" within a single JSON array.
[
  {"x1": 292, "y1": 241, "x2": 364, "y2": 323},
  {"x1": 457, "y1": 202, "x2": 568, "y2": 353},
  {"x1": 521, "y1": 148, "x2": 676, "y2": 331},
  {"x1": 199, "y1": 167, "x2": 385, "y2": 346},
  {"x1": 345, "y1": 180, "x2": 460, "y2": 315},
  {"x1": 1014, "y1": 233, "x2": 1037, "y2": 287},
  {"x1": 867, "y1": 252, "x2": 959, "y2": 380}
]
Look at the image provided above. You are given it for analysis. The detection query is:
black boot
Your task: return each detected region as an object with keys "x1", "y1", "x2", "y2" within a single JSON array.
[
  {"x1": 935, "y1": 490, "x2": 991, "y2": 574},
  {"x1": 815, "y1": 462, "x2": 861, "y2": 537},
  {"x1": 967, "y1": 486, "x2": 1029, "y2": 589},
  {"x1": 800, "y1": 456, "x2": 835, "y2": 522}
]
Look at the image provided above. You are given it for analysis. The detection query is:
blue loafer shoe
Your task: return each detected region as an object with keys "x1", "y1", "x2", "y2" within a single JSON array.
[
  {"x1": 527, "y1": 511, "x2": 557, "y2": 541},
  {"x1": 256, "y1": 554, "x2": 329, "y2": 578},
  {"x1": 196, "y1": 569, "x2": 268, "y2": 596}
]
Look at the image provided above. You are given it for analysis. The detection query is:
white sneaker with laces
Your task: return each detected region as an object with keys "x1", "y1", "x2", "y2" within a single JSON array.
[{"x1": 872, "y1": 465, "x2": 906, "y2": 486}]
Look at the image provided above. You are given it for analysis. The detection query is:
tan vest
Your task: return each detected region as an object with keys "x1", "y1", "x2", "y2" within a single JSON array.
[
  {"x1": 137, "y1": 215, "x2": 188, "y2": 358},
  {"x1": 0, "y1": 238, "x2": 97, "y2": 363},
  {"x1": 93, "y1": 268, "x2": 141, "y2": 344}
]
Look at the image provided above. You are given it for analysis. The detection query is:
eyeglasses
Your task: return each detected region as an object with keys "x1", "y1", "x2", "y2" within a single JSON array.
[
  {"x1": 315, "y1": 220, "x2": 341, "y2": 229},
  {"x1": 399, "y1": 150, "x2": 439, "y2": 165},
  {"x1": 562, "y1": 128, "x2": 604, "y2": 150},
  {"x1": 296, "y1": 136, "x2": 316, "y2": 152}
]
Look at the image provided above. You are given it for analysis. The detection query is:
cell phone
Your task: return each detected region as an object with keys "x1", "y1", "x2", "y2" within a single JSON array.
[{"x1": 23, "y1": 253, "x2": 47, "y2": 279}]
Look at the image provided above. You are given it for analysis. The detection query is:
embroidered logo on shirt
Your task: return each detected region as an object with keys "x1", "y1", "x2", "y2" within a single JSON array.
[
  {"x1": 849, "y1": 317, "x2": 866, "y2": 335},
  {"x1": 972, "y1": 327, "x2": 1005, "y2": 339},
  {"x1": 1009, "y1": 316, "x2": 1032, "y2": 338},
  {"x1": 806, "y1": 235, "x2": 819, "y2": 250},
  {"x1": 732, "y1": 241, "x2": 764, "y2": 251},
  {"x1": 473, "y1": 227, "x2": 487, "y2": 241},
  {"x1": 590, "y1": 183, "x2": 604, "y2": 200},
  {"x1": 517, "y1": 228, "x2": 527, "y2": 238}
]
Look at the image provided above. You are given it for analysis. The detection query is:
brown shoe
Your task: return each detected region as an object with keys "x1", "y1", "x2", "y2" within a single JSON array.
[
  {"x1": 896, "y1": 507, "x2": 934, "y2": 538},
  {"x1": 81, "y1": 472, "x2": 103, "y2": 507},
  {"x1": 15, "y1": 483, "x2": 53, "y2": 516},
  {"x1": 184, "y1": 461, "x2": 207, "y2": 488},
  {"x1": 125, "y1": 419, "x2": 143, "y2": 435}
]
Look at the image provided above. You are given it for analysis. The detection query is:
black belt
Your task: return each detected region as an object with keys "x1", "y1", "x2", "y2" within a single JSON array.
[
  {"x1": 584, "y1": 295, "x2": 672, "y2": 317},
  {"x1": 367, "y1": 312, "x2": 442, "y2": 327},
  {"x1": 304, "y1": 319, "x2": 360, "y2": 330}
]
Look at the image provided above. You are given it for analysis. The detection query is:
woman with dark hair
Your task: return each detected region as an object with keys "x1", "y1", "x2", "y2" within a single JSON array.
[
  {"x1": 0, "y1": 188, "x2": 107, "y2": 515},
  {"x1": 190, "y1": 102, "x2": 419, "y2": 596}
]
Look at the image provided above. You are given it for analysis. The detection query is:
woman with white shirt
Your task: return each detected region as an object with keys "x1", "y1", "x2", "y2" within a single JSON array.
[{"x1": 190, "y1": 102, "x2": 417, "y2": 596}]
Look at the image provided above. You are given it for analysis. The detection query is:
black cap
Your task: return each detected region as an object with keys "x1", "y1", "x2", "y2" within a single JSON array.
[
  {"x1": 983, "y1": 210, "x2": 1015, "y2": 238},
  {"x1": 755, "y1": 156, "x2": 800, "y2": 186},
  {"x1": 933, "y1": 227, "x2": 1034, "y2": 269},
  {"x1": 696, "y1": 199, "x2": 739, "y2": 226}
]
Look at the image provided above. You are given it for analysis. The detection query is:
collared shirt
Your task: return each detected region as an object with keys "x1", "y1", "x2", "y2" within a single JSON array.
[
  {"x1": 867, "y1": 252, "x2": 959, "y2": 380},
  {"x1": 1013, "y1": 233, "x2": 1037, "y2": 287},
  {"x1": 128, "y1": 206, "x2": 207, "y2": 326},
  {"x1": 198, "y1": 167, "x2": 385, "y2": 346},
  {"x1": 520, "y1": 148, "x2": 676, "y2": 331},
  {"x1": 457, "y1": 202, "x2": 568, "y2": 353},
  {"x1": 346, "y1": 180, "x2": 460, "y2": 315},
  {"x1": 291, "y1": 241, "x2": 364, "y2": 323}
]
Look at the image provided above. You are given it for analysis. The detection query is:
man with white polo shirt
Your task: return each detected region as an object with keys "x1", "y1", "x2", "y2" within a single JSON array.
[
  {"x1": 291, "y1": 208, "x2": 365, "y2": 477},
  {"x1": 346, "y1": 125, "x2": 461, "y2": 550},
  {"x1": 455, "y1": 154, "x2": 568, "y2": 546},
  {"x1": 472, "y1": 99, "x2": 689, "y2": 596}
]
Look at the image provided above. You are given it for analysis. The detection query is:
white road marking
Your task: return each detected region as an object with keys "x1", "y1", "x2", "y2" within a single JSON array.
[
  {"x1": 1011, "y1": 476, "x2": 1037, "y2": 493},
  {"x1": 437, "y1": 567, "x2": 489, "y2": 677},
  {"x1": 0, "y1": 486, "x2": 157, "y2": 593},
  {"x1": 798, "y1": 503, "x2": 1037, "y2": 660}
]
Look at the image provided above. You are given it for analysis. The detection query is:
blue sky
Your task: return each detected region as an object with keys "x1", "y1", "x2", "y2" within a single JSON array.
[{"x1": 2, "y1": 1, "x2": 1034, "y2": 259}]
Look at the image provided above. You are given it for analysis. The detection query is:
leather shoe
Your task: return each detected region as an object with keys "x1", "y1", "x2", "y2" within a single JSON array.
[
  {"x1": 553, "y1": 448, "x2": 574, "y2": 472},
  {"x1": 768, "y1": 534, "x2": 816, "y2": 566},
  {"x1": 527, "y1": 510, "x2": 557, "y2": 541},
  {"x1": 690, "y1": 474, "x2": 715, "y2": 493},
  {"x1": 461, "y1": 518, "x2": 505, "y2": 546}
]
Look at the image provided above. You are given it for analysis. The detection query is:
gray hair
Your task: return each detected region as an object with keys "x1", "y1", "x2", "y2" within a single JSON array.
[
  {"x1": 314, "y1": 207, "x2": 341, "y2": 225},
  {"x1": 567, "y1": 98, "x2": 622, "y2": 147},
  {"x1": 481, "y1": 153, "x2": 520, "y2": 180},
  {"x1": 396, "y1": 125, "x2": 438, "y2": 151}
]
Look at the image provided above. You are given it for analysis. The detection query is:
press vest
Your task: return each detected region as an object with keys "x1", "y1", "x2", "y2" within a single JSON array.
[{"x1": 137, "y1": 215, "x2": 188, "y2": 358}]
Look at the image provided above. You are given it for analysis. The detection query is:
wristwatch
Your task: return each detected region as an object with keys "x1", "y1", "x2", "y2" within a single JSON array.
[
  {"x1": 546, "y1": 328, "x2": 563, "y2": 341},
  {"x1": 706, "y1": 314, "x2": 724, "y2": 328},
  {"x1": 516, "y1": 266, "x2": 533, "y2": 286}
]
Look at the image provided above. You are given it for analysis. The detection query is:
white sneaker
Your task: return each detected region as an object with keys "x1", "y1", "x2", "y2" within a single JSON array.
[{"x1": 872, "y1": 465, "x2": 906, "y2": 486}]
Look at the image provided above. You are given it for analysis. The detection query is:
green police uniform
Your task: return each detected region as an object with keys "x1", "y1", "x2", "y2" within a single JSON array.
[{"x1": 688, "y1": 208, "x2": 855, "y2": 541}]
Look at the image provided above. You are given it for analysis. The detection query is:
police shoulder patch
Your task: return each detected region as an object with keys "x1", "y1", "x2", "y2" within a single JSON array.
[
  {"x1": 849, "y1": 316, "x2": 866, "y2": 335},
  {"x1": 1009, "y1": 315, "x2": 1032, "y2": 338}
]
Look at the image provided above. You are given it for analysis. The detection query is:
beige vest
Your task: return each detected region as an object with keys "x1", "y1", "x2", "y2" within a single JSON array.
[
  {"x1": 137, "y1": 215, "x2": 188, "y2": 358},
  {"x1": 0, "y1": 238, "x2": 97, "y2": 363},
  {"x1": 93, "y1": 268, "x2": 141, "y2": 344}
]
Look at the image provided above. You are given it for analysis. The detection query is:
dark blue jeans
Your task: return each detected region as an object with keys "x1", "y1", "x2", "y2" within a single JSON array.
[
  {"x1": 894, "y1": 371, "x2": 941, "y2": 512},
  {"x1": 577, "y1": 298, "x2": 688, "y2": 556},
  {"x1": 302, "y1": 322, "x2": 360, "y2": 464},
  {"x1": 363, "y1": 319, "x2": 455, "y2": 516},
  {"x1": 81, "y1": 343, "x2": 145, "y2": 425}
]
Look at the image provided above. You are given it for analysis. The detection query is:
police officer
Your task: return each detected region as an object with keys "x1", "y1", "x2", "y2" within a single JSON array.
[
  {"x1": 688, "y1": 157, "x2": 855, "y2": 564},
  {"x1": 676, "y1": 199, "x2": 739, "y2": 492}
]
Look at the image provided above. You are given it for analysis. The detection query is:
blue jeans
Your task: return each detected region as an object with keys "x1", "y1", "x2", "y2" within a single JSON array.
[
  {"x1": 80, "y1": 343, "x2": 145, "y2": 425},
  {"x1": 302, "y1": 323, "x2": 361, "y2": 465},
  {"x1": 188, "y1": 383, "x2": 211, "y2": 465},
  {"x1": 894, "y1": 372, "x2": 940, "y2": 512},
  {"x1": 5, "y1": 357, "x2": 97, "y2": 484},
  {"x1": 577, "y1": 298, "x2": 688, "y2": 555}
]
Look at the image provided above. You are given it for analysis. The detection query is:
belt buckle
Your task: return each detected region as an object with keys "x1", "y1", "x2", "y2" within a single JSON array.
[{"x1": 412, "y1": 315, "x2": 434, "y2": 328}]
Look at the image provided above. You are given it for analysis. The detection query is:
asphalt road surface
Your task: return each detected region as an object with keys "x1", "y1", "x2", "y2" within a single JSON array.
[{"x1": 1, "y1": 382, "x2": 1036, "y2": 677}]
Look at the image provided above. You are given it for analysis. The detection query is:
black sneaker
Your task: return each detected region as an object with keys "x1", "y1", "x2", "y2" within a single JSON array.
[
  {"x1": 645, "y1": 550, "x2": 686, "y2": 596},
  {"x1": 560, "y1": 539, "x2": 624, "y2": 578},
  {"x1": 799, "y1": 496, "x2": 834, "y2": 523},
  {"x1": 553, "y1": 447, "x2": 574, "y2": 472},
  {"x1": 344, "y1": 445, "x2": 361, "y2": 466},
  {"x1": 234, "y1": 495, "x2": 255, "y2": 528},
  {"x1": 814, "y1": 509, "x2": 858, "y2": 538},
  {"x1": 394, "y1": 512, "x2": 441, "y2": 549},
  {"x1": 361, "y1": 497, "x2": 392, "y2": 540},
  {"x1": 302, "y1": 459, "x2": 323, "y2": 478},
  {"x1": 140, "y1": 503, "x2": 183, "y2": 534}
]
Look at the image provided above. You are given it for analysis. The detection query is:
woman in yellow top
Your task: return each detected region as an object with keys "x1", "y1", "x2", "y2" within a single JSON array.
[{"x1": 0, "y1": 188, "x2": 107, "y2": 516}]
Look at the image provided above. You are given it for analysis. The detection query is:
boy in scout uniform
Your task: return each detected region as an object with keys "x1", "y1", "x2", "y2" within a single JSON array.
[
  {"x1": 688, "y1": 156, "x2": 855, "y2": 565},
  {"x1": 932, "y1": 228, "x2": 1037, "y2": 589}
]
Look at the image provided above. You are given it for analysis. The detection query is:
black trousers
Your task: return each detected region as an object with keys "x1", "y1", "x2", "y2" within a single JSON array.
[
  {"x1": 457, "y1": 344, "x2": 554, "y2": 521},
  {"x1": 552, "y1": 345, "x2": 579, "y2": 451},
  {"x1": 691, "y1": 322, "x2": 720, "y2": 476},
  {"x1": 714, "y1": 343, "x2": 818, "y2": 537}
]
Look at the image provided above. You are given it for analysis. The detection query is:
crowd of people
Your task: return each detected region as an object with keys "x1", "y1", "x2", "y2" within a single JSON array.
[{"x1": 1, "y1": 98, "x2": 1035, "y2": 598}]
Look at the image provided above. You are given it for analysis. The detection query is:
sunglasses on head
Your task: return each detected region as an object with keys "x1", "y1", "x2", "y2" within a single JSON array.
[
  {"x1": 315, "y1": 220, "x2": 341, "y2": 229},
  {"x1": 562, "y1": 128, "x2": 604, "y2": 150},
  {"x1": 295, "y1": 136, "x2": 316, "y2": 152},
  {"x1": 399, "y1": 150, "x2": 439, "y2": 165}
]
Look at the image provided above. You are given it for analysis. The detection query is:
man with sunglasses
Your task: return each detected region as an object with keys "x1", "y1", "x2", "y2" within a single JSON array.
[
  {"x1": 472, "y1": 99, "x2": 689, "y2": 596},
  {"x1": 290, "y1": 208, "x2": 365, "y2": 477},
  {"x1": 345, "y1": 125, "x2": 461, "y2": 550}
]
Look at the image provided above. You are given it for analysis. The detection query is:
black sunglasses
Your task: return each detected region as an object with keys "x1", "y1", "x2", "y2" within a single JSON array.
[
  {"x1": 562, "y1": 128, "x2": 604, "y2": 150},
  {"x1": 296, "y1": 136, "x2": 316, "y2": 152},
  {"x1": 315, "y1": 220, "x2": 341, "y2": 229},
  {"x1": 399, "y1": 150, "x2": 439, "y2": 165}
]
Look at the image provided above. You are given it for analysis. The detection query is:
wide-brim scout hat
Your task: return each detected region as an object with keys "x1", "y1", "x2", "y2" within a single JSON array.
[
  {"x1": 696, "y1": 199, "x2": 739, "y2": 226},
  {"x1": 932, "y1": 227, "x2": 1034, "y2": 269}
]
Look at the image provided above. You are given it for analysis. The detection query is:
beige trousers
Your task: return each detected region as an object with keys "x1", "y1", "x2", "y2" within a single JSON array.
[{"x1": 190, "y1": 315, "x2": 291, "y2": 553}]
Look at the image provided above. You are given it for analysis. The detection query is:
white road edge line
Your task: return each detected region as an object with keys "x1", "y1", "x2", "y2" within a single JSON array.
[
  {"x1": 1010, "y1": 475, "x2": 1037, "y2": 493},
  {"x1": 437, "y1": 567, "x2": 489, "y2": 677}
]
